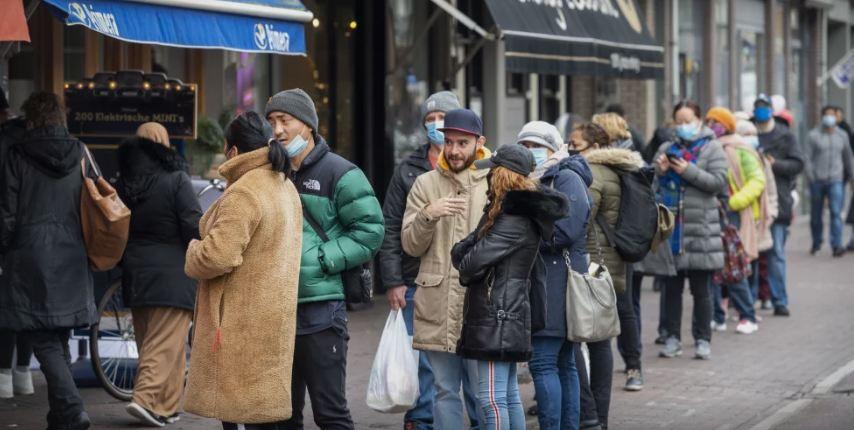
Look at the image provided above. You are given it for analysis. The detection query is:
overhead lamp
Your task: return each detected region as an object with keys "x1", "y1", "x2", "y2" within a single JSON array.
[
  {"x1": 164, "y1": 83, "x2": 172, "y2": 90},
  {"x1": 175, "y1": 84, "x2": 182, "y2": 91},
  {"x1": 312, "y1": 18, "x2": 320, "y2": 28},
  {"x1": 143, "y1": 82, "x2": 151, "y2": 90},
  {"x1": 108, "y1": 81, "x2": 117, "y2": 89},
  {"x1": 348, "y1": 20, "x2": 357, "y2": 30},
  {"x1": 64, "y1": 83, "x2": 70, "y2": 89},
  {"x1": 76, "y1": 83, "x2": 84, "y2": 89},
  {"x1": 88, "y1": 82, "x2": 95, "y2": 89}
]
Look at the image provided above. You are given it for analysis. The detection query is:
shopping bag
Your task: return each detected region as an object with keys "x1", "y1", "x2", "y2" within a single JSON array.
[{"x1": 366, "y1": 310, "x2": 419, "y2": 413}]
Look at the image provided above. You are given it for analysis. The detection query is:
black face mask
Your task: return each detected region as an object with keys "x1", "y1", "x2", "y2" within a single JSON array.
[{"x1": 568, "y1": 149, "x2": 581, "y2": 156}]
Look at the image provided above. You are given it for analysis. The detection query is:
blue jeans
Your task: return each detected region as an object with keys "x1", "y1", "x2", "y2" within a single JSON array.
[
  {"x1": 765, "y1": 223, "x2": 789, "y2": 307},
  {"x1": 424, "y1": 351, "x2": 483, "y2": 430},
  {"x1": 712, "y1": 277, "x2": 756, "y2": 324},
  {"x1": 403, "y1": 286, "x2": 435, "y2": 429},
  {"x1": 529, "y1": 337, "x2": 580, "y2": 430},
  {"x1": 748, "y1": 260, "x2": 760, "y2": 304},
  {"x1": 810, "y1": 181, "x2": 845, "y2": 249},
  {"x1": 477, "y1": 361, "x2": 525, "y2": 430}
]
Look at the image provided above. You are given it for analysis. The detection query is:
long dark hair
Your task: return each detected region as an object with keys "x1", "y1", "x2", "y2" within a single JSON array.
[
  {"x1": 225, "y1": 111, "x2": 290, "y2": 175},
  {"x1": 672, "y1": 100, "x2": 702, "y2": 120}
]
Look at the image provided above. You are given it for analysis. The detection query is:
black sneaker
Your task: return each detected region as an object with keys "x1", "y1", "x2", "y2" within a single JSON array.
[
  {"x1": 625, "y1": 369, "x2": 644, "y2": 391},
  {"x1": 527, "y1": 404, "x2": 538, "y2": 416},
  {"x1": 833, "y1": 247, "x2": 847, "y2": 257},
  {"x1": 654, "y1": 334, "x2": 668, "y2": 345},
  {"x1": 126, "y1": 402, "x2": 165, "y2": 428},
  {"x1": 774, "y1": 305, "x2": 790, "y2": 317},
  {"x1": 810, "y1": 245, "x2": 820, "y2": 256},
  {"x1": 847, "y1": 243, "x2": 854, "y2": 252}
]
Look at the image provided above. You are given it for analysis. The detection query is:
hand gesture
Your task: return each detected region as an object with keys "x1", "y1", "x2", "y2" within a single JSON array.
[
  {"x1": 656, "y1": 154, "x2": 671, "y2": 172},
  {"x1": 425, "y1": 196, "x2": 467, "y2": 219},
  {"x1": 766, "y1": 154, "x2": 776, "y2": 165}
]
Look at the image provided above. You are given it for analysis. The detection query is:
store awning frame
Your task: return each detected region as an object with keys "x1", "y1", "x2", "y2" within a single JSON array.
[{"x1": 42, "y1": 0, "x2": 311, "y2": 55}]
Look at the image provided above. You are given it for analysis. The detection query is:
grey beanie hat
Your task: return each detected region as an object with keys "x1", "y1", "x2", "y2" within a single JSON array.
[
  {"x1": 421, "y1": 91, "x2": 461, "y2": 122},
  {"x1": 265, "y1": 88, "x2": 319, "y2": 133}
]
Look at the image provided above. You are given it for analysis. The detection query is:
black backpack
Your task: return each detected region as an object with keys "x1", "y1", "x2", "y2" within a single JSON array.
[{"x1": 596, "y1": 166, "x2": 658, "y2": 263}]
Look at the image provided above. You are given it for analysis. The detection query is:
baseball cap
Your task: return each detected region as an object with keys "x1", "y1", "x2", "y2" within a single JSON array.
[
  {"x1": 474, "y1": 144, "x2": 536, "y2": 176},
  {"x1": 515, "y1": 121, "x2": 563, "y2": 153},
  {"x1": 438, "y1": 108, "x2": 483, "y2": 136},
  {"x1": 754, "y1": 93, "x2": 772, "y2": 108}
]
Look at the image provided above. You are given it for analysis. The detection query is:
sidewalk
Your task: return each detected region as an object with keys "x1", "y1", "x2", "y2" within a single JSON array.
[{"x1": 2, "y1": 221, "x2": 854, "y2": 429}]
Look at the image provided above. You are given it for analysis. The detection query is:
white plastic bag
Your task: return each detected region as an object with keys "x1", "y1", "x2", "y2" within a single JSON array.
[{"x1": 366, "y1": 309, "x2": 419, "y2": 413}]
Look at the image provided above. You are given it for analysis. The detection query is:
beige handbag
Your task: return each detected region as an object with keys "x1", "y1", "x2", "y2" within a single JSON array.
[
  {"x1": 80, "y1": 146, "x2": 130, "y2": 271},
  {"x1": 564, "y1": 227, "x2": 621, "y2": 343}
]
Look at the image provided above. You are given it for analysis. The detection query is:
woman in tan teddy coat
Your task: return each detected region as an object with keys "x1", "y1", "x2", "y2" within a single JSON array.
[{"x1": 184, "y1": 111, "x2": 302, "y2": 428}]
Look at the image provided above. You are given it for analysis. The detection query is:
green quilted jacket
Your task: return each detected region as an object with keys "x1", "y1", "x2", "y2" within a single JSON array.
[{"x1": 288, "y1": 138, "x2": 384, "y2": 303}]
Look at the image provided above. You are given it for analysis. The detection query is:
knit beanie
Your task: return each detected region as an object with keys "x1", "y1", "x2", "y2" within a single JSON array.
[
  {"x1": 421, "y1": 91, "x2": 461, "y2": 123},
  {"x1": 265, "y1": 88, "x2": 319, "y2": 133},
  {"x1": 706, "y1": 107, "x2": 736, "y2": 133}
]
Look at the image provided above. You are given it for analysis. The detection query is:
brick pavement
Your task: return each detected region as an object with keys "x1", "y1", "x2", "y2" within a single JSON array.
[{"x1": 2, "y1": 221, "x2": 854, "y2": 429}]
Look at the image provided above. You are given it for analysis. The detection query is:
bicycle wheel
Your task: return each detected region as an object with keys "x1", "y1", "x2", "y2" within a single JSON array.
[{"x1": 90, "y1": 280, "x2": 137, "y2": 401}]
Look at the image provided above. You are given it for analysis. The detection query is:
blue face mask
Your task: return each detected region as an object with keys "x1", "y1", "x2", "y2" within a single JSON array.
[
  {"x1": 426, "y1": 121, "x2": 445, "y2": 145},
  {"x1": 529, "y1": 147, "x2": 549, "y2": 166},
  {"x1": 285, "y1": 127, "x2": 309, "y2": 158},
  {"x1": 675, "y1": 122, "x2": 699, "y2": 140},
  {"x1": 754, "y1": 106, "x2": 773, "y2": 123},
  {"x1": 822, "y1": 115, "x2": 837, "y2": 128}
]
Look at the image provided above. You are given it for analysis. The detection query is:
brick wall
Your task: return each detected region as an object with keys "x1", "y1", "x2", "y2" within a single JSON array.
[{"x1": 618, "y1": 79, "x2": 652, "y2": 139}]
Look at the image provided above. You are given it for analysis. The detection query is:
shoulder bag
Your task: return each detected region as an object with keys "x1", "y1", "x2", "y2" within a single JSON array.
[
  {"x1": 301, "y1": 204, "x2": 373, "y2": 304},
  {"x1": 80, "y1": 145, "x2": 131, "y2": 271}
]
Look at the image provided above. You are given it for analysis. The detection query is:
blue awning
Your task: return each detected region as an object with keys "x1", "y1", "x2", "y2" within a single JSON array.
[{"x1": 43, "y1": 0, "x2": 311, "y2": 55}]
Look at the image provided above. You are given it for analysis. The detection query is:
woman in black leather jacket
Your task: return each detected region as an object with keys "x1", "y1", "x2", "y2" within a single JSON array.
[{"x1": 452, "y1": 145, "x2": 568, "y2": 430}]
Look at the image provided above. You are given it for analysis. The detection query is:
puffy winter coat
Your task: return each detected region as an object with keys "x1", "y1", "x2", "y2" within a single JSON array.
[
  {"x1": 452, "y1": 187, "x2": 567, "y2": 362},
  {"x1": 535, "y1": 155, "x2": 593, "y2": 338},
  {"x1": 184, "y1": 147, "x2": 302, "y2": 423},
  {"x1": 655, "y1": 128, "x2": 729, "y2": 271},
  {"x1": 584, "y1": 148, "x2": 646, "y2": 294},
  {"x1": 117, "y1": 137, "x2": 202, "y2": 310},
  {"x1": 402, "y1": 147, "x2": 491, "y2": 353},
  {"x1": 288, "y1": 138, "x2": 384, "y2": 303},
  {"x1": 0, "y1": 126, "x2": 96, "y2": 331},
  {"x1": 379, "y1": 143, "x2": 433, "y2": 290}
]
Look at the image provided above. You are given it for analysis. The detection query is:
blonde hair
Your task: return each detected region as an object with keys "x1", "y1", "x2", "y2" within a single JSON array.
[
  {"x1": 591, "y1": 113, "x2": 631, "y2": 142},
  {"x1": 136, "y1": 122, "x2": 171, "y2": 147},
  {"x1": 480, "y1": 166, "x2": 538, "y2": 238}
]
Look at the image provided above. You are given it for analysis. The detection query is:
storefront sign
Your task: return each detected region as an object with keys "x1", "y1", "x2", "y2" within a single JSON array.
[
  {"x1": 830, "y1": 49, "x2": 854, "y2": 89},
  {"x1": 66, "y1": 93, "x2": 197, "y2": 139}
]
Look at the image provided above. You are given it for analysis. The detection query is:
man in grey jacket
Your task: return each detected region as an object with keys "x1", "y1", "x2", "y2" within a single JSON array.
[{"x1": 806, "y1": 106, "x2": 854, "y2": 257}]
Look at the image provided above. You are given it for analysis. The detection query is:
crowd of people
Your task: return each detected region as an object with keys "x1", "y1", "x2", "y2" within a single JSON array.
[{"x1": 0, "y1": 82, "x2": 851, "y2": 430}]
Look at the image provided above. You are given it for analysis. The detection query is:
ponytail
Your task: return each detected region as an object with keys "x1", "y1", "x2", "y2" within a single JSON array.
[
  {"x1": 225, "y1": 111, "x2": 290, "y2": 177},
  {"x1": 267, "y1": 138, "x2": 291, "y2": 175}
]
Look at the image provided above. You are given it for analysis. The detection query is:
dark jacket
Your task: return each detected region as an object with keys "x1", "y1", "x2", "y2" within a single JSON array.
[
  {"x1": 117, "y1": 137, "x2": 202, "y2": 311},
  {"x1": 288, "y1": 138, "x2": 384, "y2": 303},
  {"x1": 757, "y1": 122, "x2": 804, "y2": 225},
  {"x1": 536, "y1": 155, "x2": 593, "y2": 338},
  {"x1": 628, "y1": 126, "x2": 646, "y2": 154},
  {"x1": 451, "y1": 187, "x2": 568, "y2": 362},
  {"x1": 378, "y1": 143, "x2": 433, "y2": 290},
  {"x1": 644, "y1": 126, "x2": 674, "y2": 164},
  {"x1": 0, "y1": 126, "x2": 96, "y2": 331}
]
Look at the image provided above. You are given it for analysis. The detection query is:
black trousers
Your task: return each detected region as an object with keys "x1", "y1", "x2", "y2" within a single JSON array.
[
  {"x1": 663, "y1": 270, "x2": 713, "y2": 342},
  {"x1": 616, "y1": 267, "x2": 642, "y2": 371},
  {"x1": 26, "y1": 330, "x2": 85, "y2": 426},
  {"x1": 223, "y1": 422, "x2": 286, "y2": 430},
  {"x1": 0, "y1": 331, "x2": 33, "y2": 368},
  {"x1": 576, "y1": 339, "x2": 613, "y2": 428},
  {"x1": 282, "y1": 327, "x2": 354, "y2": 430}
]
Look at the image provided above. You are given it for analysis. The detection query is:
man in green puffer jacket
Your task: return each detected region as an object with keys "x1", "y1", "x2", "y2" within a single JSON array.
[{"x1": 266, "y1": 89, "x2": 384, "y2": 429}]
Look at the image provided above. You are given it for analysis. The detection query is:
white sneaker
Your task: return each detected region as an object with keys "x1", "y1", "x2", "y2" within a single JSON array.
[
  {"x1": 736, "y1": 320, "x2": 759, "y2": 335},
  {"x1": 12, "y1": 367, "x2": 34, "y2": 395},
  {"x1": 0, "y1": 371, "x2": 12, "y2": 399},
  {"x1": 711, "y1": 321, "x2": 727, "y2": 332}
]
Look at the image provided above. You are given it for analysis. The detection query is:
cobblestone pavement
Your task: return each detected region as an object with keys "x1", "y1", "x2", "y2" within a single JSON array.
[{"x1": 2, "y1": 221, "x2": 854, "y2": 429}]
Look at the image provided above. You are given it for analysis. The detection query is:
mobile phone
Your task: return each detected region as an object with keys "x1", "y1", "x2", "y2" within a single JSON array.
[{"x1": 666, "y1": 153, "x2": 681, "y2": 162}]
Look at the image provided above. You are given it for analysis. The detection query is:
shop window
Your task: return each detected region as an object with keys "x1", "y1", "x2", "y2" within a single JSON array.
[
  {"x1": 64, "y1": 26, "x2": 86, "y2": 81},
  {"x1": 735, "y1": 0, "x2": 766, "y2": 111},
  {"x1": 678, "y1": 0, "x2": 705, "y2": 105},
  {"x1": 539, "y1": 74, "x2": 559, "y2": 124}
]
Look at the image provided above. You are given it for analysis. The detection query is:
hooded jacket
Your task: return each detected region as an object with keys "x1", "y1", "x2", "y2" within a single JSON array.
[
  {"x1": 535, "y1": 155, "x2": 593, "y2": 338},
  {"x1": 757, "y1": 122, "x2": 804, "y2": 225},
  {"x1": 584, "y1": 148, "x2": 646, "y2": 293},
  {"x1": 379, "y1": 143, "x2": 433, "y2": 290},
  {"x1": 451, "y1": 187, "x2": 568, "y2": 362},
  {"x1": 117, "y1": 137, "x2": 202, "y2": 310},
  {"x1": 655, "y1": 127, "x2": 729, "y2": 271},
  {"x1": 184, "y1": 147, "x2": 302, "y2": 423},
  {"x1": 402, "y1": 146, "x2": 491, "y2": 353},
  {"x1": 0, "y1": 126, "x2": 96, "y2": 331},
  {"x1": 288, "y1": 137, "x2": 385, "y2": 303}
]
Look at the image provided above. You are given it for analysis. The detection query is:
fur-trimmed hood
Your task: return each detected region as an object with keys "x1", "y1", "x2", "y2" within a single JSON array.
[
  {"x1": 583, "y1": 147, "x2": 645, "y2": 172},
  {"x1": 502, "y1": 186, "x2": 569, "y2": 239}
]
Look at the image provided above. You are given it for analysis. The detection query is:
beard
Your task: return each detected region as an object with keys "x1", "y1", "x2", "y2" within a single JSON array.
[{"x1": 446, "y1": 146, "x2": 479, "y2": 173}]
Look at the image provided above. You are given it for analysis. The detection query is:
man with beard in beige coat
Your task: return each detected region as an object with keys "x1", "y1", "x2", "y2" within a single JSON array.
[{"x1": 402, "y1": 108, "x2": 491, "y2": 429}]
